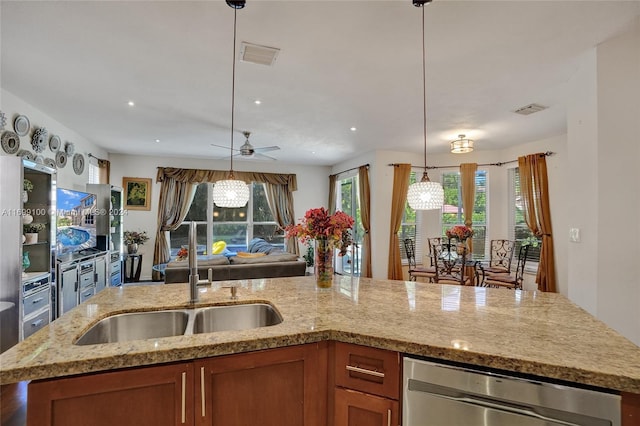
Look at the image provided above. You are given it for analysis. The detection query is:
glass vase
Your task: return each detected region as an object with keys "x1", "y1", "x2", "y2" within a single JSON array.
[
  {"x1": 22, "y1": 251, "x2": 30, "y2": 275},
  {"x1": 314, "y1": 238, "x2": 334, "y2": 289}
]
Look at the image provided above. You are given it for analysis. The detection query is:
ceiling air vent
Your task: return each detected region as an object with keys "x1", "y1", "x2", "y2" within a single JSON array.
[
  {"x1": 239, "y1": 42, "x2": 280, "y2": 66},
  {"x1": 514, "y1": 103, "x2": 548, "y2": 115}
]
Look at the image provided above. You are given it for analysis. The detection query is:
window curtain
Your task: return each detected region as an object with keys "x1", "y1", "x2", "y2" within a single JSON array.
[
  {"x1": 358, "y1": 165, "x2": 372, "y2": 278},
  {"x1": 328, "y1": 174, "x2": 337, "y2": 214},
  {"x1": 388, "y1": 164, "x2": 411, "y2": 280},
  {"x1": 152, "y1": 177, "x2": 197, "y2": 281},
  {"x1": 264, "y1": 182, "x2": 299, "y2": 256},
  {"x1": 460, "y1": 163, "x2": 477, "y2": 253},
  {"x1": 518, "y1": 154, "x2": 557, "y2": 292},
  {"x1": 97, "y1": 159, "x2": 110, "y2": 184},
  {"x1": 156, "y1": 167, "x2": 297, "y2": 189}
]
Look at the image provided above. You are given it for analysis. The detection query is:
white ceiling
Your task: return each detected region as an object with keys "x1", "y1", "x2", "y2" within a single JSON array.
[{"x1": 2, "y1": 0, "x2": 639, "y2": 166}]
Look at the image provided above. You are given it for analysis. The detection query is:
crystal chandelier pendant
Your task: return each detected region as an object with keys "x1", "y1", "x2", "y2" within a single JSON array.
[
  {"x1": 213, "y1": 176, "x2": 249, "y2": 208},
  {"x1": 407, "y1": 172, "x2": 444, "y2": 210}
]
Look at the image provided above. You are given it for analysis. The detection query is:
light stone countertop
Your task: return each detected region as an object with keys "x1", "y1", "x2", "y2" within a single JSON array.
[{"x1": 2, "y1": 276, "x2": 640, "y2": 393}]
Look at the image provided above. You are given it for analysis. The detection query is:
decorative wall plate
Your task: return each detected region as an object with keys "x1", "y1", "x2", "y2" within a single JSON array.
[
  {"x1": 0, "y1": 111, "x2": 6, "y2": 130},
  {"x1": 17, "y1": 149, "x2": 34, "y2": 161},
  {"x1": 14, "y1": 115, "x2": 30, "y2": 136},
  {"x1": 44, "y1": 157, "x2": 57, "y2": 169},
  {"x1": 72, "y1": 153, "x2": 85, "y2": 175},
  {"x1": 49, "y1": 135, "x2": 61, "y2": 152},
  {"x1": 55, "y1": 150, "x2": 68, "y2": 168},
  {"x1": 1, "y1": 130, "x2": 20, "y2": 154},
  {"x1": 31, "y1": 127, "x2": 48, "y2": 153},
  {"x1": 34, "y1": 154, "x2": 45, "y2": 165},
  {"x1": 64, "y1": 141, "x2": 75, "y2": 156}
]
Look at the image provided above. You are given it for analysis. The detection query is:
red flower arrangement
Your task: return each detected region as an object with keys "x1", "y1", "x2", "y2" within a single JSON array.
[
  {"x1": 176, "y1": 247, "x2": 188, "y2": 261},
  {"x1": 445, "y1": 225, "x2": 474, "y2": 241},
  {"x1": 285, "y1": 207, "x2": 354, "y2": 255}
]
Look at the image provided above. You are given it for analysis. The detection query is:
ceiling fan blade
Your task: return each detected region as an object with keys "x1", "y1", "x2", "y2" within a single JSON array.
[
  {"x1": 254, "y1": 145, "x2": 280, "y2": 153},
  {"x1": 211, "y1": 143, "x2": 240, "y2": 152},
  {"x1": 254, "y1": 152, "x2": 277, "y2": 161}
]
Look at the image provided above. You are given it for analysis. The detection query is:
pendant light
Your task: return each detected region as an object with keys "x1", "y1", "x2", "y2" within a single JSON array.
[
  {"x1": 212, "y1": 0, "x2": 250, "y2": 208},
  {"x1": 406, "y1": 0, "x2": 444, "y2": 210}
]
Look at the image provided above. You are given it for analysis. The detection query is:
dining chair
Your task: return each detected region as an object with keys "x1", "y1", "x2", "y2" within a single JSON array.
[
  {"x1": 484, "y1": 239, "x2": 515, "y2": 275},
  {"x1": 485, "y1": 244, "x2": 530, "y2": 290},
  {"x1": 426, "y1": 237, "x2": 443, "y2": 266},
  {"x1": 430, "y1": 244, "x2": 476, "y2": 286},
  {"x1": 404, "y1": 238, "x2": 436, "y2": 282}
]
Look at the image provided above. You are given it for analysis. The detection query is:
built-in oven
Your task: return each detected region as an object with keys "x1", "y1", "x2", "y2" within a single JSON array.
[{"x1": 403, "y1": 357, "x2": 621, "y2": 426}]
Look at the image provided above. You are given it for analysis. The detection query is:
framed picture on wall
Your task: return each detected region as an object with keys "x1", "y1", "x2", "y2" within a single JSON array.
[{"x1": 123, "y1": 177, "x2": 152, "y2": 211}]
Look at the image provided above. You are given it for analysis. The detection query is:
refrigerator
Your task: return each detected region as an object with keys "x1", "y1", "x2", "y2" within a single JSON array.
[{"x1": 0, "y1": 156, "x2": 22, "y2": 353}]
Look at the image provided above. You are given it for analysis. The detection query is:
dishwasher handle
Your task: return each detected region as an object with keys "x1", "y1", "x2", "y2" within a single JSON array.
[{"x1": 409, "y1": 381, "x2": 584, "y2": 426}]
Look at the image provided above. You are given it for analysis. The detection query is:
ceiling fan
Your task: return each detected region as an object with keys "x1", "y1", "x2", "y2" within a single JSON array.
[{"x1": 212, "y1": 131, "x2": 280, "y2": 161}]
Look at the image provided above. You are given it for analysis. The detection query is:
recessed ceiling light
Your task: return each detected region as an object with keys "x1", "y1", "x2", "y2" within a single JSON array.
[
  {"x1": 254, "y1": 100, "x2": 261, "y2": 105},
  {"x1": 155, "y1": 139, "x2": 160, "y2": 143},
  {"x1": 127, "y1": 101, "x2": 135, "y2": 107},
  {"x1": 350, "y1": 127, "x2": 357, "y2": 132}
]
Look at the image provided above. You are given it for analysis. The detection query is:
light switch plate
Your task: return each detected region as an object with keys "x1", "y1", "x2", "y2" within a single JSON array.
[{"x1": 569, "y1": 228, "x2": 581, "y2": 243}]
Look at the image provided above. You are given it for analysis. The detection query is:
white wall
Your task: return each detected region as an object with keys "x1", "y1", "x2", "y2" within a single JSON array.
[
  {"x1": 0, "y1": 89, "x2": 109, "y2": 189},
  {"x1": 110, "y1": 153, "x2": 330, "y2": 280}
]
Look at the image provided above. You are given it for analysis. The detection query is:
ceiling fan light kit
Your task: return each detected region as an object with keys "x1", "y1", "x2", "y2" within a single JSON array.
[
  {"x1": 407, "y1": 0, "x2": 444, "y2": 211},
  {"x1": 213, "y1": 0, "x2": 250, "y2": 208}
]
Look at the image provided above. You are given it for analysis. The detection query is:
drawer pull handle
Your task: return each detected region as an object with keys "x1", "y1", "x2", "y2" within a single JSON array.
[
  {"x1": 31, "y1": 319, "x2": 44, "y2": 328},
  {"x1": 346, "y1": 365, "x2": 385, "y2": 378},
  {"x1": 181, "y1": 372, "x2": 186, "y2": 423},
  {"x1": 31, "y1": 298, "x2": 44, "y2": 304},
  {"x1": 387, "y1": 409, "x2": 391, "y2": 426},
  {"x1": 201, "y1": 366, "x2": 206, "y2": 417}
]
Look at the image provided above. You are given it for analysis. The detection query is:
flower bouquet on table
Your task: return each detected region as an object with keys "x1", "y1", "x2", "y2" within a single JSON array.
[
  {"x1": 445, "y1": 225, "x2": 474, "y2": 242},
  {"x1": 285, "y1": 207, "x2": 354, "y2": 288},
  {"x1": 176, "y1": 247, "x2": 188, "y2": 261},
  {"x1": 124, "y1": 230, "x2": 150, "y2": 245}
]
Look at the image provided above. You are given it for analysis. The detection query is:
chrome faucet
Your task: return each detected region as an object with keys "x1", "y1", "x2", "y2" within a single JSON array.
[
  {"x1": 187, "y1": 221, "x2": 214, "y2": 303},
  {"x1": 188, "y1": 221, "x2": 199, "y2": 303}
]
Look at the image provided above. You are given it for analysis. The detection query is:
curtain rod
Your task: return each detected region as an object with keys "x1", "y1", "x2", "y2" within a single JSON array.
[
  {"x1": 388, "y1": 151, "x2": 553, "y2": 170},
  {"x1": 332, "y1": 163, "x2": 369, "y2": 177}
]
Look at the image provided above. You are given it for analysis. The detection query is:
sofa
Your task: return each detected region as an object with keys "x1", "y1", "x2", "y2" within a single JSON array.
[{"x1": 163, "y1": 238, "x2": 306, "y2": 284}]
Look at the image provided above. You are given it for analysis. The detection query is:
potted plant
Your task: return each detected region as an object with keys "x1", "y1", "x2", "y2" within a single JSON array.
[
  {"x1": 23, "y1": 178, "x2": 33, "y2": 203},
  {"x1": 23, "y1": 222, "x2": 46, "y2": 244},
  {"x1": 124, "y1": 230, "x2": 149, "y2": 254}
]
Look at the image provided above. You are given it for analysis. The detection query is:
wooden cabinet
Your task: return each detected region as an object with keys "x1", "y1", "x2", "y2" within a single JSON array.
[
  {"x1": 27, "y1": 343, "x2": 327, "y2": 426},
  {"x1": 27, "y1": 362, "x2": 193, "y2": 426},
  {"x1": 195, "y1": 342, "x2": 327, "y2": 426},
  {"x1": 330, "y1": 342, "x2": 400, "y2": 426}
]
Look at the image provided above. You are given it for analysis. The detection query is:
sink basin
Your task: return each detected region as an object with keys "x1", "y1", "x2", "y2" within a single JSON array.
[
  {"x1": 74, "y1": 303, "x2": 283, "y2": 345},
  {"x1": 193, "y1": 303, "x2": 283, "y2": 334},
  {"x1": 75, "y1": 310, "x2": 189, "y2": 346}
]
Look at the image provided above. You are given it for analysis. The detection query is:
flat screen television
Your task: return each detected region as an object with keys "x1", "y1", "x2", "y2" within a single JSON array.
[{"x1": 56, "y1": 188, "x2": 98, "y2": 256}]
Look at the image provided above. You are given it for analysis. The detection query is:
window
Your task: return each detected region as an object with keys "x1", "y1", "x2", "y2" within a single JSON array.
[
  {"x1": 398, "y1": 171, "x2": 423, "y2": 264},
  {"x1": 508, "y1": 168, "x2": 541, "y2": 264},
  {"x1": 169, "y1": 182, "x2": 282, "y2": 256},
  {"x1": 336, "y1": 173, "x2": 365, "y2": 275},
  {"x1": 441, "y1": 170, "x2": 487, "y2": 260},
  {"x1": 87, "y1": 158, "x2": 100, "y2": 184}
]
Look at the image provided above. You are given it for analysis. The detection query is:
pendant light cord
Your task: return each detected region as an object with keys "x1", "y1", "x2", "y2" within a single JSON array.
[
  {"x1": 229, "y1": 6, "x2": 238, "y2": 176},
  {"x1": 421, "y1": 4, "x2": 428, "y2": 174}
]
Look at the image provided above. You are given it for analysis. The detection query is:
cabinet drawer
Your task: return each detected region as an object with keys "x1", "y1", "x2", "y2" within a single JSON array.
[
  {"x1": 79, "y1": 287, "x2": 95, "y2": 303},
  {"x1": 334, "y1": 342, "x2": 400, "y2": 400},
  {"x1": 23, "y1": 309, "x2": 50, "y2": 339},
  {"x1": 80, "y1": 273, "x2": 93, "y2": 288},
  {"x1": 23, "y1": 288, "x2": 50, "y2": 318}
]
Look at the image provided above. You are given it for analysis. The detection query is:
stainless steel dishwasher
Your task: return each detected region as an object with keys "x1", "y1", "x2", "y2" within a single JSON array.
[{"x1": 403, "y1": 357, "x2": 621, "y2": 426}]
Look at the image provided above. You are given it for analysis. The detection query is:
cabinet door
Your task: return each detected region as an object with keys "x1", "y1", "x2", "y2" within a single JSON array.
[
  {"x1": 95, "y1": 255, "x2": 107, "y2": 293},
  {"x1": 27, "y1": 362, "x2": 193, "y2": 426},
  {"x1": 334, "y1": 388, "x2": 399, "y2": 426},
  {"x1": 195, "y1": 343, "x2": 327, "y2": 426},
  {"x1": 59, "y1": 264, "x2": 78, "y2": 316}
]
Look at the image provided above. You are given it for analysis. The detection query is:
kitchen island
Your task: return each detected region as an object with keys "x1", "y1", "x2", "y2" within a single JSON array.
[{"x1": 1, "y1": 275, "x2": 640, "y2": 392}]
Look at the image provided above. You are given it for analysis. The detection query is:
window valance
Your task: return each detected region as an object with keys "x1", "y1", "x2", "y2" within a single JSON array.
[{"x1": 156, "y1": 167, "x2": 297, "y2": 191}]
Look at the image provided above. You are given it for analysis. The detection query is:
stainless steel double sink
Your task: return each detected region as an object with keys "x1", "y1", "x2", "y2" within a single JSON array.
[{"x1": 74, "y1": 303, "x2": 283, "y2": 346}]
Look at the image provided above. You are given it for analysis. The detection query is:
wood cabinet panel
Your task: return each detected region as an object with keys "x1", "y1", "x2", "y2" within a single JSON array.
[
  {"x1": 334, "y1": 388, "x2": 398, "y2": 426},
  {"x1": 622, "y1": 391, "x2": 640, "y2": 426},
  {"x1": 195, "y1": 342, "x2": 327, "y2": 426},
  {"x1": 27, "y1": 363, "x2": 193, "y2": 426}
]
